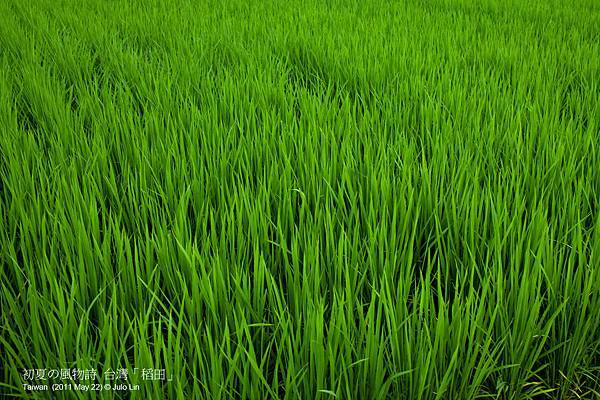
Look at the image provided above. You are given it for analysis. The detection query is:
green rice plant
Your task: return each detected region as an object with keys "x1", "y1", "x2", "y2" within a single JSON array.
[{"x1": 1, "y1": 0, "x2": 599, "y2": 398}]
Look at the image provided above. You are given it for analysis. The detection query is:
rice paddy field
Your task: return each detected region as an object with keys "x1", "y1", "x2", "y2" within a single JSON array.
[{"x1": 1, "y1": 0, "x2": 600, "y2": 398}]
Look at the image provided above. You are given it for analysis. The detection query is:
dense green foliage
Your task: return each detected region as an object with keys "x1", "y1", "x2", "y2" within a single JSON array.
[{"x1": 1, "y1": 0, "x2": 599, "y2": 398}]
